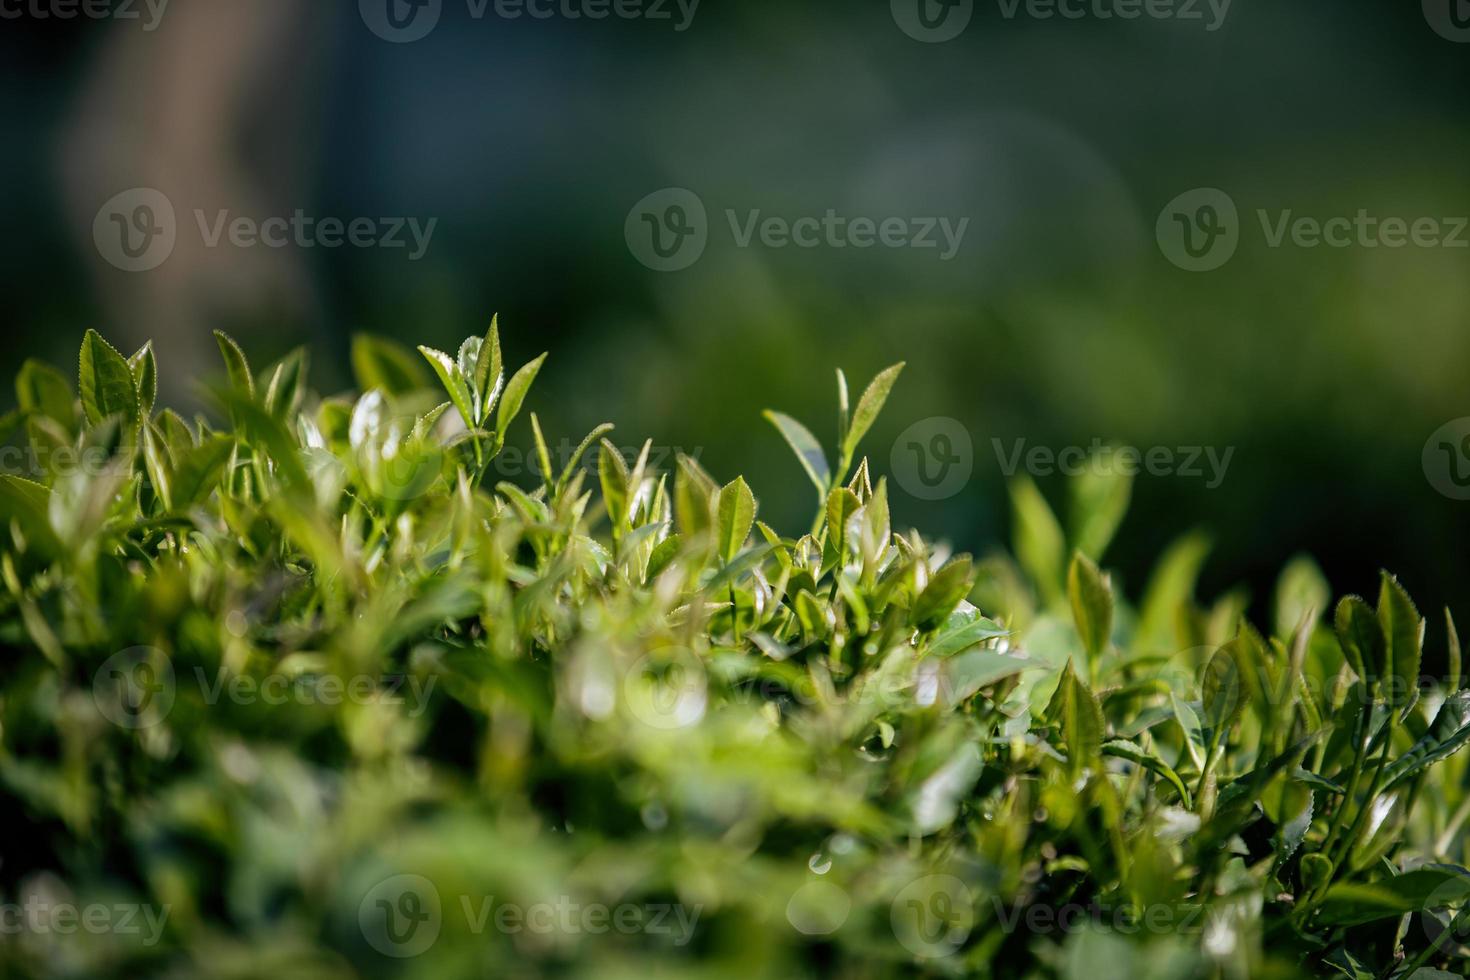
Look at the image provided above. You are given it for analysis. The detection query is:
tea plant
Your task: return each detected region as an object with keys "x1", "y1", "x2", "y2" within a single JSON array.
[{"x1": 0, "y1": 325, "x2": 1467, "y2": 979}]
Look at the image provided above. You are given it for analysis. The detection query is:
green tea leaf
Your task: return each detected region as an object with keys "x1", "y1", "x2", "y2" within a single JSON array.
[
  {"x1": 418, "y1": 345, "x2": 476, "y2": 428},
  {"x1": 1202, "y1": 644, "x2": 1249, "y2": 742},
  {"x1": 1137, "y1": 531, "x2": 1210, "y2": 651},
  {"x1": 1317, "y1": 864, "x2": 1470, "y2": 926},
  {"x1": 840, "y1": 362, "x2": 903, "y2": 470},
  {"x1": 1381, "y1": 689, "x2": 1470, "y2": 791},
  {"x1": 128, "y1": 341, "x2": 157, "y2": 417},
  {"x1": 1067, "y1": 551, "x2": 1113, "y2": 662},
  {"x1": 1010, "y1": 474, "x2": 1066, "y2": 606},
  {"x1": 716, "y1": 477, "x2": 756, "y2": 564},
  {"x1": 1103, "y1": 739, "x2": 1192, "y2": 807},
  {"x1": 77, "y1": 329, "x2": 139, "y2": 427},
  {"x1": 913, "y1": 557, "x2": 975, "y2": 632},
  {"x1": 598, "y1": 438, "x2": 631, "y2": 533},
  {"x1": 351, "y1": 334, "x2": 429, "y2": 395},
  {"x1": 1378, "y1": 572, "x2": 1424, "y2": 709},
  {"x1": 1068, "y1": 456, "x2": 1132, "y2": 562},
  {"x1": 1057, "y1": 666, "x2": 1105, "y2": 777},
  {"x1": 1448, "y1": 607, "x2": 1462, "y2": 694},
  {"x1": 496, "y1": 353, "x2": 548, "y2": 441},
  {"x1": 1275, "y1": 554, "x2": 1328, "y2": 640},
  {"x1": 475, "y1": 317, "x2": 504, "y2": 421},
  {"x1": 825, "y1": 487, "x2": 861, "y2": 561},
  {"x1": 213, "y1": 330, "x2": 255, "y2": 399},
  {"x1": 1334, "y1": 595, "x2": 1380, "y2": 685},
  {"x1": 926, "y1": 612, "x2": 1010, "y2": 659},
  {"x1": 763, "y1": 410, "x2": 830, "y2": 496},
  {"x1": 15, "y1": 358, "x2": 76, "y2": 432}
]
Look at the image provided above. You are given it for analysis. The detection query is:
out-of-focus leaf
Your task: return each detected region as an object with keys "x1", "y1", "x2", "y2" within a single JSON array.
[
  {"x1": 1317, "y1": 865, "x2": 1470, "y2": 926},
  {"x1": 1068, "y1": 456, "x2": 1131, "y2": 562},
  {"x1": 351, "y1": 334, "x2": 429, "y2": 395},
  {"x1": 1067, "y1": 551, "x2": 1113, "y2": 662},
  {"x1": 1275, "y1": 554, "x2": 1328, "y2": 640},
  {"x1": 1010, "y1": 474, "x2": 1065, "y2": 607}
]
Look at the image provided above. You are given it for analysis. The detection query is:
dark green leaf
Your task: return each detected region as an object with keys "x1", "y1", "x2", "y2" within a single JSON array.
[{"x1": 77, "y1": 329, "x2": 139, "y2": 427}]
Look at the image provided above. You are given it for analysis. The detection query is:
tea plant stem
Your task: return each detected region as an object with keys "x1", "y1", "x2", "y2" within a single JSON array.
[
  {"x1": 1320, "y1": 699, "x2": 1371, "y2": 859},
  {"x1": 1330, "y1": 714, "x2": 1396, "y2": 877}
]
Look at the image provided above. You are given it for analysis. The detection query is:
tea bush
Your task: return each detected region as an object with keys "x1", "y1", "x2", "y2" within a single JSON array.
[{"x1": 0, "y1": 325, "x2": 1468, "y2": 978}]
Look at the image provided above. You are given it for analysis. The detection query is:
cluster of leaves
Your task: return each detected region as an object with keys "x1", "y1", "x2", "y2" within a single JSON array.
[{"x1": 1, "y1": 326, "x2": 1469, "y2": 979}]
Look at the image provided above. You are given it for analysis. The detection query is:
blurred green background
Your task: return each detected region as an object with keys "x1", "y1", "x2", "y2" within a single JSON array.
[{"x1": 2, "y1": 0, "x2": 1469, "y2": 665}]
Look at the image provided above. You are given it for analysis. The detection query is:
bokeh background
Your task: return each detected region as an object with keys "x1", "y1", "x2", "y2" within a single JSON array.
[{"x1": 3, "y1": 0, "x2": 1469, "y2": 666}]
